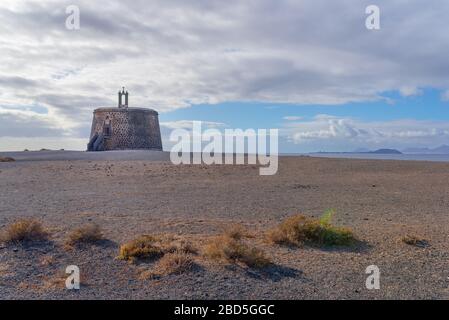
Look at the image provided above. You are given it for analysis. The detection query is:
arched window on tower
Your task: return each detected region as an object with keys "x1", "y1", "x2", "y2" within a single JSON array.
[{"x1": 103, "y1": 117, "x2": 112, "y2": 137}]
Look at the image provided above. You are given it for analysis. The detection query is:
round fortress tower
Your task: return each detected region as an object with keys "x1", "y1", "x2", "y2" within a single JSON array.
[{"x1": 87, "y1": 88, "x2": 163, "y2": 151}]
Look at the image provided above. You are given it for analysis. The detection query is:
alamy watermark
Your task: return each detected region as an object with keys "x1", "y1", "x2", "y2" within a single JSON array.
[
  {"x1": 169, "y1": 121, "x2": 279, "y2": 175},
  {"x1": 65, "y1": 265, "x2": 80, "y2": 290},
  {"x1": 65, "y1": 5, "x2": 80, "y2": 30},
  {"x1": 366, "y1": 5, "x2": 380, "y2": 30},
  {"x1": 365, "y1": 265, "x2": 380, "y2": 290},
  {"x1": 65, "y1": 5, "x2": 380, "y2": 31}
]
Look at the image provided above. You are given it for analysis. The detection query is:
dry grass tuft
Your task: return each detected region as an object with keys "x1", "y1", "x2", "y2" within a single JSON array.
[
  {"x1": 118, "y1": 235, "x2": 165, "y2": 262},
  {"x1": 118, "y1": 234, "x2": 199, "y2": 263},
  {"x1": 0, "y1": 219, "x2": 49, "y2": 244},
  {"x1": 146, "y1": 251, "x2": 195, "y2": 278},
  {"x1": 170, "y1": 239, "x2": 198, "y2": 255},
  {"x1": 204, "y1": 232, "x2": 271, "y2": 269},
  {"x1": 0, "y1": 157, "x2": 15, "y2": 162},
  {"x1": 267, "y1": 210, "x2": 355, "y2": 247},
  {"x1": 65, "y1": 223, "x2": 104, "y2": 246},
  {"x1": 223, "y1": 223, "x2": 250, "y2": 240},
  {"x1": 401, "y1": 235, "x2": 429, "y2": 247}
]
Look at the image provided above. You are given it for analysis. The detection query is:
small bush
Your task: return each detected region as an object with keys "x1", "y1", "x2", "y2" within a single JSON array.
[
  {"x1": 267, "y1": 214, "x2": 308, "y2": 245},
  {"x1": 66, "y1": 223, "x2": 104, "y2": 246},
  {"x1": 150, "y1": 251, "x2": 195, "y2": 277},
  {"x1": 171, "y1": 239, "x2": 198, "y2": 255},
  {"x1": 0, "y1": 219, "x2": 49, "y2": 243},
  {"x1": 267, "y1": 210, "x2": 355, "y2": 247},
  {"x1": 118, "y1": 235, "x2": 165, "y2": 262},
  {"x1": 223, "y1": 224, "x2": 249, "y2": 240},
  {"x1": 402, "y1": 235, "x2": 429, "y2": 248},
  {"x1": 0, "y1": 157, "x2": 15, "y2": 162},
  {"x1": 204, "y1": 233, "x2": 271, "y2": 269}
]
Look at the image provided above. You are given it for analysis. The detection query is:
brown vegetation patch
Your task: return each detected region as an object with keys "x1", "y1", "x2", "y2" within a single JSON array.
[
  {"x1": 267, "y1": 210, "x2": 355, "y2": 247},
  {"x1": 0, "y1": 157, "x2": 15, "y2": 162},
  {"x1": 170, "y1": 239, "x2": 198, "y2": 255},
  {"x1": 204, "y1": 230, "x2": 271, "y2": 269},
  {"x1": 118, "y1": 235, "x2": 165, "y2": 262},
  {"x1": 140, "y1": 251, "x2": 196, "y2": 279},
  {"x1": 65, "y1": 223, "x2": 104, "y2": 247},
  {"x1": 223, "y1": 223, "x2": 252, "y2": 240},
  {"x1": 401, "y1": 235, "x2": 429, "y2": 248},
  {"x1": 118, "y1": 234, "x2": 198, "y2": 263},
  {"x1": 0, "y1": 219, "x2": 49, "y2": 244}
]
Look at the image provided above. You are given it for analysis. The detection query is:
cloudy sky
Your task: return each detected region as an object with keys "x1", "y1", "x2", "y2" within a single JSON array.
[{"x1": 1, "y1": 0, "x2": 449, "y2": 152}]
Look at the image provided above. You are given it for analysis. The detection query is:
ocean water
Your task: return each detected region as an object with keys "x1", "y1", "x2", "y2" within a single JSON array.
[{"x1": 306, "y1": 153, "x2": 449, "y2": 163}]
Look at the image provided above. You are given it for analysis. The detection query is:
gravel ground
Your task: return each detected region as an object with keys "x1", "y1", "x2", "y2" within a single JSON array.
[{"x1": 0, "y1": 151, "x2": 449, "y2": 299}]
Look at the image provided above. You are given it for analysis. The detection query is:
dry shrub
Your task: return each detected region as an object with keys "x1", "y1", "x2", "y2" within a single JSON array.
[
  {"x1": 170, "y1": 239, "x2": 198, "y2": 255},
  {"x1": 149, "y1": 251, "x2": 195, "y2": 277},
  {"x1": 204, "y1": 233, "x2": 271, "y2": 269},
  {"x1": 66, "y1": 223, "x2": 104, "y2": 246},
  {"x1": 118, "y1": 235, "x2": 166, "y2": 262},
  {"x1": 267, "y1": 214, "x2": 308, "y2": 245},
  {"x1": 267, "y1": 210, "x2": 355, "y2": 247},
  {"x1": 138, "y1": 269, "x2": 155, "y2": 280},
  {"x1": 0, "y1": 157, "x2": 15, "y2": 162},
  {"x1": 402, "y1": 235, "x2": 429, "y2": 247},
  {"x1": 0, "y1": 219, "x2": 49, "y2": 243},
  {"x1": 118, "y1": 233, "x2": 199, "y2": 263},
  {"x1": 223, "y1": 223, "x2": 250, "y2": 240}
]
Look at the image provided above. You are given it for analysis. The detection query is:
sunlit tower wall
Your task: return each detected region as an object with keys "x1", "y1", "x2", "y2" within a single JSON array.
[{"x1": 87, "y1": 88, "x2": 163, "y2": 151}]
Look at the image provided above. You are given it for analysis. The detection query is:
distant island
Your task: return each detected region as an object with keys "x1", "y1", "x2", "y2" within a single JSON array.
[
  {"x1": 369, "y1": 148, "x2": 402, "y2": 154},
  {"x1": 402, "y1": 145, "x2": 449, "y2": 154},
  {"x1": 313, "y1": 148, "x2": 402, "y2": 155},
  {"x1": 313, "y1": 145, "x2": 449, "y2": 155}
]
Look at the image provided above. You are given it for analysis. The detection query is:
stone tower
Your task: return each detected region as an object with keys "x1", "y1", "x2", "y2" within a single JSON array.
[{"x1": 87, "y1": 88, "x2": 163, "y2": 151}]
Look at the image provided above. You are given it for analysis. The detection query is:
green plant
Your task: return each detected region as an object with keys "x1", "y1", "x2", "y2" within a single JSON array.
[{"x1": 319, "y1": 208, "x2": 335, "y2": 226}]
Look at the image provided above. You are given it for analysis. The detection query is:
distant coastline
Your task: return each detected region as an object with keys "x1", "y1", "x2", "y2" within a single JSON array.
[
  {"x1": 307, "y1": 153, "x2": 449, "y2": 163},
  {"x1": 313, "y1": 148, "x2": 402, "y2": 155}
]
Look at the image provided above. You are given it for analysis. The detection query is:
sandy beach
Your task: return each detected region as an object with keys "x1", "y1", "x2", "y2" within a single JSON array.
[{"x1": 1, "y1": 151, "x2": 448, "y2": 299}]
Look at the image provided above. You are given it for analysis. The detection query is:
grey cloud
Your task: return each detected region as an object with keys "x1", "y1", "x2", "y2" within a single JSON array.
[
  {"x1": 0, "y1": 76, "x2": 40, "y2": 89},
  {"x1": 1, "y1": 0, "x2": 449, "y2": 146},
  {"x1": 35, "y1": 93, "x2": 112, "y2": 121},
  {"x1": 0, "y1": 111, "x2": 66, "y2": 137},
  {"x1": 285, "y1": 116, "x2": 449, "y2": 152}
]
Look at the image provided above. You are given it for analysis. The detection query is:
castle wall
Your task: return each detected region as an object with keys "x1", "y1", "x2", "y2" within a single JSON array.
[{"x1": 89, "y1": 108, "x2": 163, "y2": 151}]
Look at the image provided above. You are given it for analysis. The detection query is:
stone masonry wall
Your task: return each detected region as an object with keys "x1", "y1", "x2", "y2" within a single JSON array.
[{"x1": 89, "y1": 108, "x2": 163, "y2": 151}]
